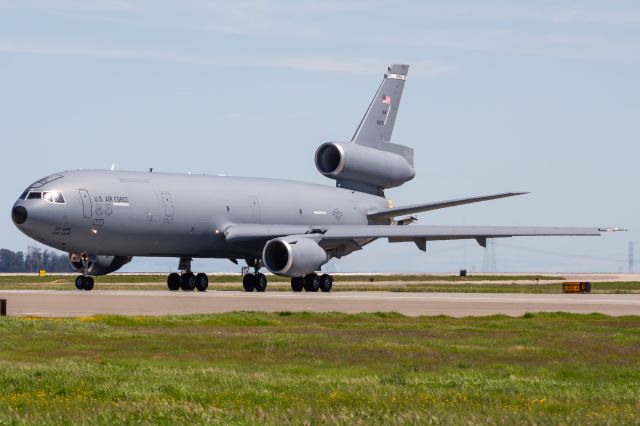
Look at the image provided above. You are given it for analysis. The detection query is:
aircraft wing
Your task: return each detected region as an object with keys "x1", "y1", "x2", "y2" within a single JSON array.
[
  {"x1": 318, "y1": 225, "x2": 601, "y2": 240},
  {"x1": 367, "y1": 192, "x2": 528, "y2": 219},
  {"x1": 224, "y1": 223, "x2": 604, "y2": 251}
]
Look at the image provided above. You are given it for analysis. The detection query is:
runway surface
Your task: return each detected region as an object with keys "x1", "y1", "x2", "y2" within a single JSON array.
[{"x1": 1, "y1": 290, "x2": 639, "y2": 317}]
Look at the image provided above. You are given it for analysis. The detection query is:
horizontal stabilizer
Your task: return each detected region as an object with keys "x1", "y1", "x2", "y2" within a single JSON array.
[{"x1": 367, "y1": 192, "x2": 528, "y2": 220}]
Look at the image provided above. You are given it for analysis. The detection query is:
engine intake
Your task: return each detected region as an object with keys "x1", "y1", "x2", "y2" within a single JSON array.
[
  {"x1": 315, "y1": 142, "x2": 415, "y2": 191},
  {"x1": 69, "y1": 254, "x2": 132, "y2": 276},
  {"x1": 262, "y1": 237, "x2": 328, "y2": 277}
]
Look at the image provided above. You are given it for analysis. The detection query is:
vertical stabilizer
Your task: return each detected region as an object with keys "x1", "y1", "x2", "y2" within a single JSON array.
[{"x1": 352, "y1": 64, "x2": 409, "y2": 152}]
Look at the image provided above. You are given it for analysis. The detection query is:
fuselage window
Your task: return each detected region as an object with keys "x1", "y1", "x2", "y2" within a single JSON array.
[
  {"x1": 27, "y1": 192, "x2": 42, "y2": 200},
  {"x1": 42, "y1": 191, "x2": 65, "y2": 204}
]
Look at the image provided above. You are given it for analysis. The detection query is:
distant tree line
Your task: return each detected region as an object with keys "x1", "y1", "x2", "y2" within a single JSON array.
[{"x1": 0, "y1": 247, "x2": 74, "y2": 273}]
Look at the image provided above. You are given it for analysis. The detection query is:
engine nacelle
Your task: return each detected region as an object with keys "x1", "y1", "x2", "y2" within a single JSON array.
[
  {"x1": 262, "y1": 237, "x2": 328, "y2": 278},
  {"x1": 315, "y1": 142, "x2": 415, "y2": 190},
  {"x1": 69, "y1": 253, "x2": 132, "y2": 276}
]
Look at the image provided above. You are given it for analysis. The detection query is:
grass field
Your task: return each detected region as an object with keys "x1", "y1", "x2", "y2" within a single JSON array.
[
  {"x1": 2, "y1": 274, "x2": 640, "y2": 293},
  {"x1": 0, "y1": 312, "x2": 639, "y2": 424}
]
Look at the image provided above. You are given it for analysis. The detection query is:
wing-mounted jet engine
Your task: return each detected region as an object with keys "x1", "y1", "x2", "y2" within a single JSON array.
[
  {"x1": 262, "y1": 237, "x2": 328, "y2": 278},
  {"x1": 262, "y1": 236, "x2": 334, "y2": 292},
  {"x1": 315, "y1": 64, "x2": 415, "y2": 196}
]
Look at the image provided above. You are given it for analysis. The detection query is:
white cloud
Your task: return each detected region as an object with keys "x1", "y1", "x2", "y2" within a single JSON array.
[{"x1": 0, "y1": 40, "x2": 455, "y2": 77}]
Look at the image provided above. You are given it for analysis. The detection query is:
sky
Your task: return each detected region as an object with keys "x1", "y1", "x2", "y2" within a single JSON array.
[{"x1": 0, "y1": 0, "x2": 638, "y2": 273}]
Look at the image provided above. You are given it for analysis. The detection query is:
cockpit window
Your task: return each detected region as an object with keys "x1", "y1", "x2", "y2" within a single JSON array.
[
  {"x1": 42, "y1": 191, "x2": 65, "y2": 204},
  {"x1": 27, "y1": 192, "x2": 42, "y2": 199},
  {"x1": 19, "y1": 190, "x2": 29, "y2": 200}
]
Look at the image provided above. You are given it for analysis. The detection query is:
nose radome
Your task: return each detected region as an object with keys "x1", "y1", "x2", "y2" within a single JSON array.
[{"x1": 11, "y1": 205, "x2": 28, "y2": 225}]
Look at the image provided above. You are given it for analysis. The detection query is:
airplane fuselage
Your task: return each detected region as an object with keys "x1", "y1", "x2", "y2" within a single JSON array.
[{"x1": 13, "y1": 170, "x2": 389, "y2": 260}]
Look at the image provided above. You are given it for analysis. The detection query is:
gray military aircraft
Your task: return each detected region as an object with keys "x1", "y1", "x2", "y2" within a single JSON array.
[{"x1": 11, "y1": 64, "x2": 618, "y2": 292}]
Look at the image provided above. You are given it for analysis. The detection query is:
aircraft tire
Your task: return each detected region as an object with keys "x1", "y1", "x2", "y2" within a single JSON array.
[
  {"x1": 255, "y1": 273, "x2": 267, "y2": 292},
  {"x1": 83, "y1": 276, "x2": 94, "y2": 291},
  {"x1": 75, "y1": 275, "x2": 85, "y2": 290},
  {"x1": 195, "y1": 273, "x2": 209, "y2": 292},
  {"x1": 167, "y1": 273, "x2": 181, "y2": 291},
  {"x1": 303, "y1": 273, "x2": 320, "y2": 292},
  {"x1": 180, "y1": 273, "x2": 196, "y2": 291},
  {"x1": 291, "y1": 277, "x2": 304, "y2": 292},
  {"x1": 242, "y1": 274, "x2": 255, "y2": 292},
  {"x1": 319, "y1": 274, "x2": 333, "y2": 292}
]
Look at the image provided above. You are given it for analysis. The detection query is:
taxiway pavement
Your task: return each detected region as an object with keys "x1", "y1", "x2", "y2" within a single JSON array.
[{"x1": 1, "y1": 290, "x2": 639, "y2": 317}]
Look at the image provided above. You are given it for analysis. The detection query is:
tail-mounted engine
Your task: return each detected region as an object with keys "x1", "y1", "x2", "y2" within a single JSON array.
[
  {"x1": 315, "y1": 142, "x2": 415, "y2": 195},
  {"x1": 69, "y1": 253, "x2": 132, "y2": 276}
]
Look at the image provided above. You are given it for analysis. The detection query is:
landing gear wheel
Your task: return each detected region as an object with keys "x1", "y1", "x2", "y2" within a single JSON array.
[
  {"x1": 195, "y1": 273, "x2": 209, "y2": 292},
  {"x1": 243, "y1": 274, "x2": 255, "y2": 292},
  {"x1": 75, "y1": 275, "x2": 94, "y2": 291},
  {"x1": 83, "y1": 276, "x2": 94, "y2": 291},
  {"x1": 291, "y1": 277, "x2": 304, "y2": 292},
  {"x1": 75, "y1": 275, "x2": 85, "y2": 290},
  {"x1": 181, "y1": 272, "x2": 196, "y2": 291},
  {"x1": 319, "y1": 274, "x2": 333, "y2": 292},
  {"x1": 254, "y1": 273, "x2": 267, "y2": 292},
  {"x1": 167, "y1": 273, "x2": 181, "y2": 291},
  {"x1": 303, "y1": 273, "x2": 320, "y2": 292}
]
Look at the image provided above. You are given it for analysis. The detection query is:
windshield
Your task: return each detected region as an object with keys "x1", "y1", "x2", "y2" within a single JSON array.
[
  {"x1": 23, "y1": 190, "x2": 65, "y2": 203},
  {"x1": 42, "y1": 191, "x2": 65, "y2": 204}
]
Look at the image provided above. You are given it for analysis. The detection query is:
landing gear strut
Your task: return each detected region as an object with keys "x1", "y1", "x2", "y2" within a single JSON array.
[
  {"x1": 291, "y1": 273, "x2": 333, "y2": 292},
  {"x1": 167, "y1": 257, "x2": 209, "y2": 292},
  {"x1": 242, "y1": 259, "x2": 267, "y2": 292},
  {"x1": 74, "y1": 252, "x2": 94, "y2": 291}
]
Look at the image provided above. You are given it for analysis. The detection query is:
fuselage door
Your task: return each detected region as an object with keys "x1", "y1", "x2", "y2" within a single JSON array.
[
  {"x1": 79, "y1": 189, "x2": 92, "y2": 218},
  {"x1": 160, "y1": 191, "x2": 174, "y2": 224}
]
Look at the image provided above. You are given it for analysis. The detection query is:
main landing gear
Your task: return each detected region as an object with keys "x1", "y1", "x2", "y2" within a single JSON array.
[
  {"x1": 167, "y1": 257, "x2": 209, "y2": 292},
  {"x1": 242, "y1": 259, "x2": 267, "y2": 292},
  {"x1": 75, "y1": 253, "x2": 94, "y2": 291},
  {"x1": 291, "y1": 273, "x2": 333, "y2": 293}
]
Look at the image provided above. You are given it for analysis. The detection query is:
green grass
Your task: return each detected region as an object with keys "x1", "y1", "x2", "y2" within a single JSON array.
[
  {"x1": 0, "y1": 312, "x2": 639, "y2": 424},
  {"x1": 2, "y1": 274, "x2": 640, "y2": 294}
]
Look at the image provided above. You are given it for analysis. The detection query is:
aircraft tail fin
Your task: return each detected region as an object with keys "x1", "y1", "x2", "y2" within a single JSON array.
[
  {"x1": 351, "y1": 64, "x2": 412, "y2": 165},
  {"x1": 315, "y1": 64, "x2": 415, "y2": 196}
]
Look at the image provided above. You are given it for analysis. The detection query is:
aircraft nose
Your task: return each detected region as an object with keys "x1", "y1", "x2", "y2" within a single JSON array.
[{"x1": 11, "y1": 205, "x2": 28, "y2": 225}]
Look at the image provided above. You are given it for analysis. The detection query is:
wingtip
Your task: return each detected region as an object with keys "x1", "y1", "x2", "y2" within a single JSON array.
[{"x1": 598, "y1": 227, "x2": 628, "y2": 232}]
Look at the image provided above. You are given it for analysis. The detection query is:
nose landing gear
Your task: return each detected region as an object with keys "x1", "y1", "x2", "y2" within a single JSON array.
[
  {"x1": 167, "y1": 257, "x2": 209, "y2": 292},
  {"x1": 74, "y1": 252, "x2": 94, "y2": 291}
]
